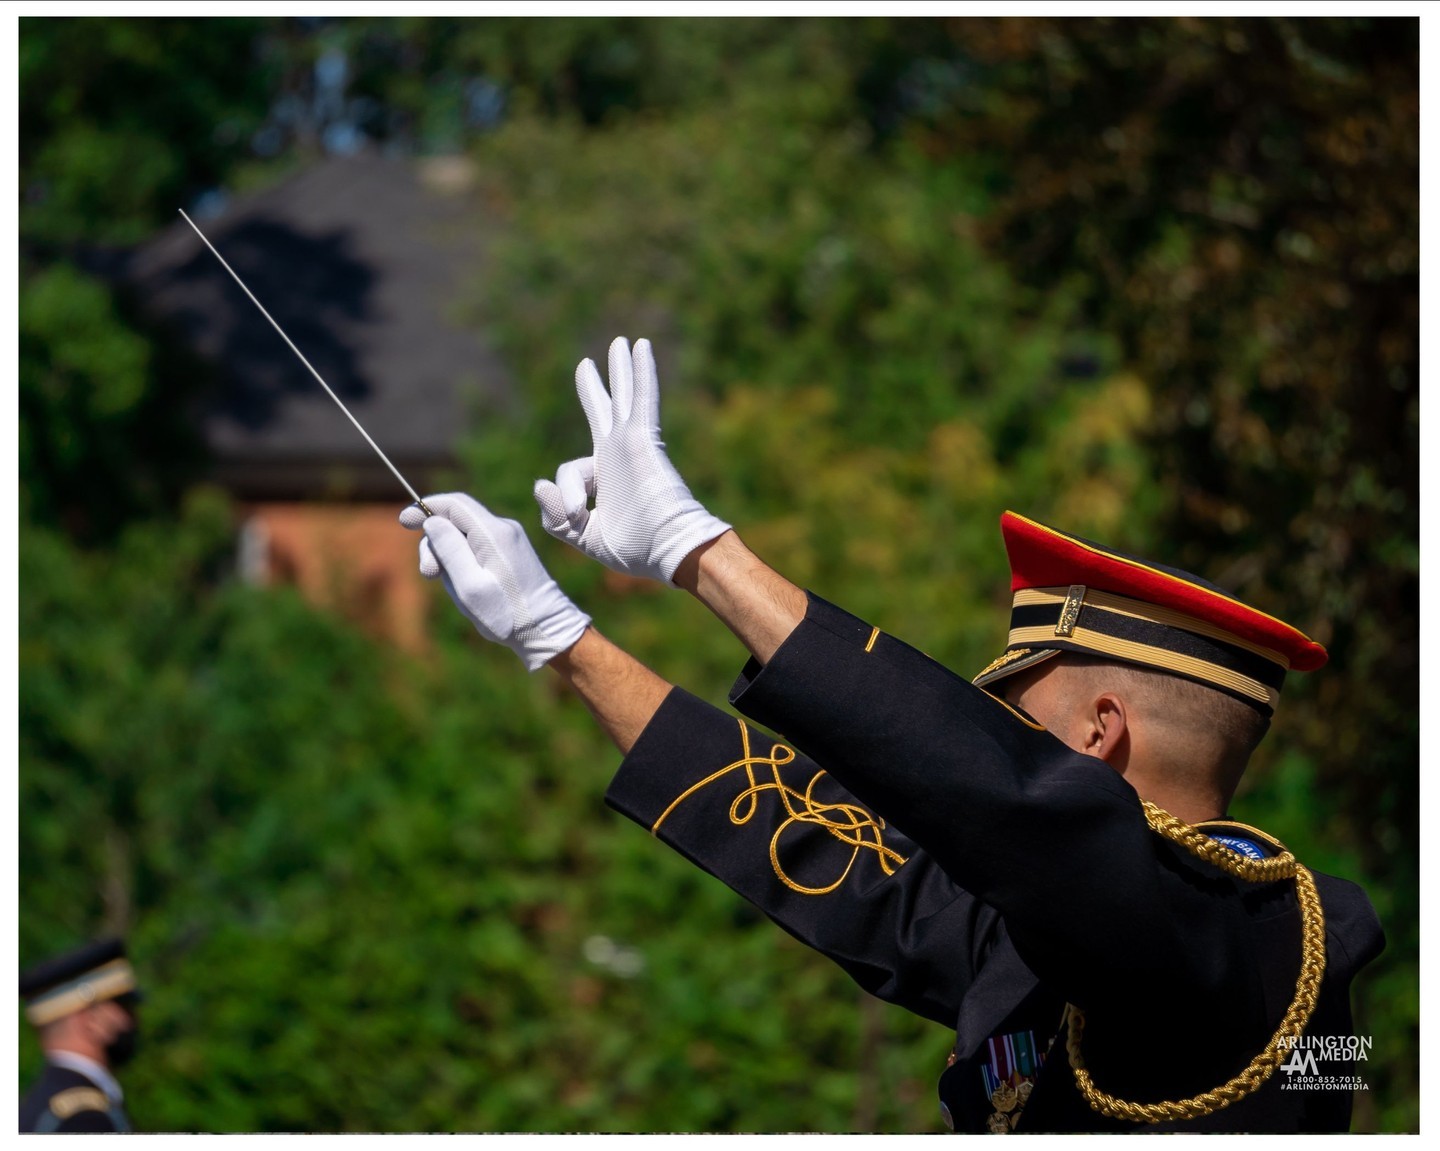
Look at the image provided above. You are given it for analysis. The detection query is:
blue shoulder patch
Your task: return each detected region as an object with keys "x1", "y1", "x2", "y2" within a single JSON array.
[{"x1": 1208, "y1": 834, "x2": 1266, "y2": 860}]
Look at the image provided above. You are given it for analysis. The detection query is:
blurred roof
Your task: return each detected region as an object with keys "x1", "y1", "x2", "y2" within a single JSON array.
[{"x1": 123, "y1": 153, "x2": 506, "y2": 501}]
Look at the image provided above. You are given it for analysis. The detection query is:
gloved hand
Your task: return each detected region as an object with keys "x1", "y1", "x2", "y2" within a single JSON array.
[
  {"x1": 399, "y1": 492, "x2": 591, "y2": 671},
  {"x1": 534, "y1": 336, "x2": 731, "y2": 585}
]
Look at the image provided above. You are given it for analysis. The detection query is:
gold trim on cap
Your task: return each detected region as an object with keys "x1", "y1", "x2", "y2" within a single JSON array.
[
  {"x1": 973, "y1": 647, "x2": 1034, "y2": 682},
  {"x1": 1006, "y1": 624, "x2": 1280, "y2": 709},
  {"x1": 1014, "y1": 586, "x2": 1291, "y2": 669},
  {"x1": 24, "y1": 959, "x2": 136, "y2": 1027}
]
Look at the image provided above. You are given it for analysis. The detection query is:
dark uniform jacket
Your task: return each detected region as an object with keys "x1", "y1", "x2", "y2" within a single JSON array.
[
  {"x1": 606, "y1": 594, "x2": 1385, "y2": 1133},
  {"x1": 19, "y1": 1062, "x2": 130, "y2": 1134}
]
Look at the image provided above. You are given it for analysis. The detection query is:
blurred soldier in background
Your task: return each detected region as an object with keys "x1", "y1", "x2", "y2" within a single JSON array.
[
  {"x1": 402, "y1": 337, "x2": 1383, "y2": 1133},
  {"x1": 20, "y1": 938, "x2": 140, "y2": 1133}
]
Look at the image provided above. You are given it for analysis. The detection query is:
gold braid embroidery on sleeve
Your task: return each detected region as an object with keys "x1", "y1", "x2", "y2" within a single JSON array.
[
  {"x1": 1064, "y1": 800, "x2": 1327, "y2": 1124},
  {"x1": 649, "y1": 718, "x2": 907, "y2": 895}
]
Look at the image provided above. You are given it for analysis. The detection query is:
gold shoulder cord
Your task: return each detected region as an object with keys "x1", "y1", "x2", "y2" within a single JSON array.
[{"x1": 1064, "y1": 800, "x2": 1327, "y2": 1125}]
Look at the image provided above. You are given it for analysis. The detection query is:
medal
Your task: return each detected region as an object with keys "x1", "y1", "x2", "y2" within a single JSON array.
[{"x1": 979, "y1": 1029, "x2": 1048, "y2": 1134}]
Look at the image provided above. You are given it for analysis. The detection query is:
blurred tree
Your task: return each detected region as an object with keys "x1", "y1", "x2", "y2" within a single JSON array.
[
  {"x1": 18, "y1": 258, "x2": 218, "y2": 539},
  {"x1": 19, "y1": 16, "x2": 274, "y2": 246},
  {"x1": 19, "y1": 17, "x2": 279, "y2": 537}
]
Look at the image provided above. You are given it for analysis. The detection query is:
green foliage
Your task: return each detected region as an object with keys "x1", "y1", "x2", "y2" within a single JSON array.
[
  {"x1": 18, "y1": 260, "x2": 211, "y2": 536},
  {"x1": 18, "y1": 14, "x2": 1416, "y2": 1135},
  {"x1": 19, "y1": 14, "x2": 277, "y2": 536},
  {"x1": 460, "y1": 29, "x2": 1158, "y2": 675},
  {"x1": 19, "y1": 16, "x2": 273, "y2": 244}
]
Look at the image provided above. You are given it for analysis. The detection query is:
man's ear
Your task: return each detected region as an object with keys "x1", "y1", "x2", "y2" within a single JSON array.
[{"x1": 1082, "y1": 692, "x2": 1130, "y2": 770}]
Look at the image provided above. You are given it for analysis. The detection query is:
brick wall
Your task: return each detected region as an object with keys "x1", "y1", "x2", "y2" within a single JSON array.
[{"x1": 239, "y1": 503, "x2": 432, "y2": 652}]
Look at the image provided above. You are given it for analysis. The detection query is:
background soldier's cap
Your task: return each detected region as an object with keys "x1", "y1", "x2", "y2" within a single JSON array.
[
  {"x1": 972, "y1": 511, "x2": 1328, "y2": 717},
  {"x1": 20, "y1": 938, "x2": 142, "y2": 1027}
]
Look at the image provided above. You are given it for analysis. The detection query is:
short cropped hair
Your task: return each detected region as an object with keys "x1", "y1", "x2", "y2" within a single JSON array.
[{"x1": 1057, "y1": 654, "x2": 1271, "y2": 769}]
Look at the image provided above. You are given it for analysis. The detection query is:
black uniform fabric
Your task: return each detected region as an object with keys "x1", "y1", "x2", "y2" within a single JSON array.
[
  {"x1": 604, "y1": 593, "x2": 1385, "y2": 1133},
  {"x1": 19, "y1": 1064, "x2": 130, "y2": 1134}
]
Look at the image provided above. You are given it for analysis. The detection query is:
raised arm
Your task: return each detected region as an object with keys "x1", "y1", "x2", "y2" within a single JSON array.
[
  {"x1": 401, "y1": 490, "x2": 998, "y2": 1027},
  {"x1": 672, "y1": 531, "x2": 806, "y2": 666},
  {"x1": 548, "y1": 626, "x2": 671, "y2": 754}
]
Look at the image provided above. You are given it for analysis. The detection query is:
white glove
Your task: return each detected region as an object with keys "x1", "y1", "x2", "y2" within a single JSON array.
[
  {"x1": 399, "y1": 492, "x2": 591, "y2": 671},
  {"x1": 533, "y1": 336, "x2": 731, "y2": 585}
]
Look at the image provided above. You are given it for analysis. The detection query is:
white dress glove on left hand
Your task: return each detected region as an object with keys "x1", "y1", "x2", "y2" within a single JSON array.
[
  {"x1": 399, "y1": 492, "x2": 591, "y2": 671},
  {"x1": 534, "y1": 336, "x2": 731, "y2": 585}
]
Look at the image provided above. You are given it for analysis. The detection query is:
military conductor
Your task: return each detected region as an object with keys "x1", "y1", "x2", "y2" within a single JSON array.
[
  {"x1": 20, "y1": 938, "x2": 140, "y2": 1133},
  {"x1": 403, "y1": 336, "x2": 1383, "y2": 1133}
]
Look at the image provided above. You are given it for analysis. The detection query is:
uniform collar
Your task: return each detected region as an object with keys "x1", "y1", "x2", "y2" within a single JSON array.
[{"x1": 47, "y1": 1050, "x2": 124, "y2": 1104}]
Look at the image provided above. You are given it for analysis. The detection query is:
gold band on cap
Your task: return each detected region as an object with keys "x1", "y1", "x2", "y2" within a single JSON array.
[
  {"x1": 1005, "y1": 624, "x2": 1281, "y2": 710},
  {"x1": 24, "y1": 959, "x2": 136, "y2": 1027},
  {"x1": 1013, "y1": 587, "x2": 1291, "y2": 669}
]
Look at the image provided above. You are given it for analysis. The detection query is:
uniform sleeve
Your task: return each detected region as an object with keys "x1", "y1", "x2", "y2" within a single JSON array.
[
  {"x1": 605, "y1": 686, "x2": 1005, "y2": 1026},
  {"x1": 727, "y1": 593, "x2": 1267, "y2": 1020}
]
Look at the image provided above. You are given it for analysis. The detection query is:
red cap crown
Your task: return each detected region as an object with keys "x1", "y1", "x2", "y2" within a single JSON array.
[
  {"x1": 973, "y1": 512, "x2": 1328, "y2": 716},
  {"x1": 1000, "y1": 512, "x2": 1327, "y2": 672}
]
